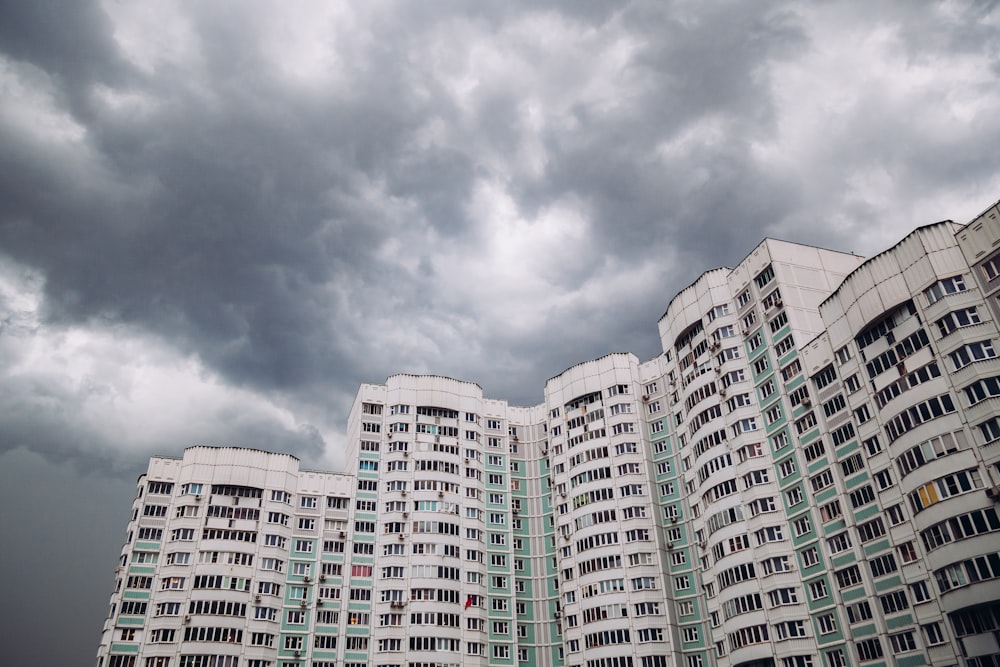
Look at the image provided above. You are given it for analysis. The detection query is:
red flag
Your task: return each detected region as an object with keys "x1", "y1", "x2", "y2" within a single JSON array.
[{"x1": 465, "y1": 595, "x2": 474, "y2": 609}]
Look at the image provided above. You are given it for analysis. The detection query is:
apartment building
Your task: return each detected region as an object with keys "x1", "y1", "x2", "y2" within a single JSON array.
[{"x1": 97, "y1": 200, "x2": 1000, "y2": 667}]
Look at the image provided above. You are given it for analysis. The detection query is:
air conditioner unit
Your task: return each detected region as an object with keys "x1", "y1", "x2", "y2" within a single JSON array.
[
  {"x1": 801, "y1": 397, "x2": 812, "y2": 406},
  {"x1": 401, "y1": 490, "x2": 407, "y2": 496},
  {"x1": 464, "y1": 457, "x2": 470, "y2": 463},
  {"x1": 317, "y1": 599, "x2": 324, "y2": 606},
  {"x1": 390, "y1": 602, "x2": 404, "y2": 609},
  {"x1": 562, "y1": 534, "x2": 570, "y2": 541},
  {"x1": 670, "y1": 516, "x2": 678, "y2": 523},
  {"x1": 438, "y1": 491, "x2": 445, "y2": 498},
  {"x1": 303, "y1": 575, "x2": 311, "y2": 583},
  {"x1": 554, "y1": 611, "x2": 562, "y2": 619},
  {"x1": 195, "y1": 495, "x2": 201, "y2": 501},
  {"x1": 642, "y1": 395, "x2": 650, "y2": 401},
  {"x1": 398, "y1": 534, "x2": 405, "y2": 541},
  {"x1": 300, "y1": 600, "x2": 307, "y2": 607},
  {"x1": 512, "y1": 508, "x2": 519, "y2": 515},
  {"x1": 319, "y1": 574, "x2": 326, "y2": 582},
  {"x1": 339, "y1": 530, "x2": 346, "y2": 538},
  {"x1": 403, "y1": 451, "x2": 409, "y2": 457},
  {"x1": 560, "y1": 491, "x2": 566, "y2": 498},
  {"x1": 255, "y1": 594, "x2": 261, "y2": 602},
  {"x1": 403, "y1": 512, "x2": 409, "y2": 518},
  {"x1": 986, "y1": 486, "x2": 1000, "y2": 499},
  {"x1": 183, "y1": 615, "x2": 191, "y2": 623},
  {"x1": 294, "y1": 650, "x2": 301, "y2": 658}
]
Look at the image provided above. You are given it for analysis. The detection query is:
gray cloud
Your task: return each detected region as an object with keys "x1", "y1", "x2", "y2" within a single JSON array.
[{"x1": 0, "y1": 0, "x2": 998, "y2": 661}]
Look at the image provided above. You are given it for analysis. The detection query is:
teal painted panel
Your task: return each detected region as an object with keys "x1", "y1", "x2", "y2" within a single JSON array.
[
  {"x1": 129, "y1": 566, "x2": 156, "y2": 575},
  {"x1": 897, "y1": 654, "x2": 928, "y2": 667},
  {"x1": 835, "y1": 441, "x2": 860, "y2": 457},
  {"x1": 841, "y1": 587, "x2": 867, "y2": 603},
  {"x1": 134, "y1": 541, "x2": 160, "y2": 551},
  {"x1": 110, "y1": 643, "x2": 139, "y2": 653},
  {"x1": 117, "y1": 616, "x2": 145, "y2": 627},
  {"x1": 886, "y1": 613, "x2": 914, "y2": 630},
  {"x1": 815, "y1": 488, "x2": 837, "y2": 503},
  {"x1": 845, "y1": 474, "x2": 872, "y2": 491},
  {"x1": 815, "y1": 630, "x2": 845, "y2": 646},
  {"x1": 831, "y1": 553, "x2": 856, "y2": 568},
  {"x1": 822, "y1": 519, "x2": 847, "y2": 535},
  {"x1": 873, "y1": 575, "x2": 902, "y2": 592},
  {"x1": 799, "y1": 430, "x2": 821, "y2": 444},
  {"x1": 801, "y1": 562, "x2": 826, "y2": 577},
  {"x1": 853, "y1": 504, "x2": 880, "y2": 521},
  {"x1": 863, "y1": 540, "x2": 891, "y2": 557},
  {"x1": 851, "y1": 623, "x2": 877, "y2": 637},
  {"x1": 807, "y1": 458, "x2": 831, "y2": 475},
  {"x1": 777, "y1": 347, "x2": 797, "y2": 365},
  {"x1": 122, "y1": 591, "x2": 150, "y2": 600}
]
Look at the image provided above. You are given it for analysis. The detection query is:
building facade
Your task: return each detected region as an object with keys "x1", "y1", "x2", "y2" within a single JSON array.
[{"x1": 98, "y1": 201, "x2": 1000, "y2": 667}]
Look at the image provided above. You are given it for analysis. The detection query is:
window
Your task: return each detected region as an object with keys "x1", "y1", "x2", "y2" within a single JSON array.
[
  {"x1": 951, "y1": 340, "x2": 997, "y2": 370},
  {"x1": 845, "y1": 600, "x2": 873, "y2": 624},
  {"x1": 768, "y1": 587, "x2": 798, "y2": 607},
  {"x1": 835, "y1": 565, "x2": 862, "y2": 589},
  {"x1": 809, "y1": 579, "x2": 829, "y2": 601},
  {"x1": 888, "y1": 631, "x2": 916, "y2": 653},
  {"x1": 983, "y1": 255, "x2": 1000, "y2": 281},
  {"x1": 775, "y1": 620, "x2": 807, "y2": 639},
  {"x1": 886, "y1": 503, "x2": 906, "y2": 525},
  {"x1": 924, "y1": 274, "x2": 967, "y2": 304},
  {"x1": 909, "y1": 580, "x2": 930, "y2": 603},
  {"x1": 855, "y1": 637, "x2": 884, "y2": 662},
  {"x1": 755, "y1": 265, "x2": 775, "y2": 288},
  {"x1": 818, "y1": 500, "x2": 843, "y2": 525},
  {"x1": 898, "y1": 541, "x2": 918, "y2": 563},
  {"x1": 937, "y1": 307, "x2": 982, "y2": 336},
  {"x1": 922, "y1": 622, "x2": 946, "y2": 646},
  {"x1": 810, "y1": 469, "x2": 834, "y2": 493},
  {"x1": 868, "y1": 553, "x2": 898, "y2": 578}
]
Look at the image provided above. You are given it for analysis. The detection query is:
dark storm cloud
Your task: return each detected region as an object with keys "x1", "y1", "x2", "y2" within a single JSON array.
[
  {"x1": 0, "y1": 1, "x2": 998, "y2": 660},
  {"x1": 0, "y1": 0, "x2": 997, "y2": 461}
]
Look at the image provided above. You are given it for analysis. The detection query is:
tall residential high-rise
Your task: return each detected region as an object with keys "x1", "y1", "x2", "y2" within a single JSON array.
[{"x1": 97, "y1": 200, "x2": 1000, "y2": 667}]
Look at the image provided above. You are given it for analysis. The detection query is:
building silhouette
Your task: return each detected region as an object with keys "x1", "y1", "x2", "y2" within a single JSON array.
[{"x1": 97, "y1": 200, "x2": 1000, "y2": 667}]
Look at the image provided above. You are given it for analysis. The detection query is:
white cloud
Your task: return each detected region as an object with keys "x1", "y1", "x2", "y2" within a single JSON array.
[{"x1": 0, "y1": 258, "x2": 334, "y2": 471}]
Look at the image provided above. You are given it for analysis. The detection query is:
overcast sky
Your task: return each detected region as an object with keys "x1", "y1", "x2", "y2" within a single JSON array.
[{"x1": 1, "y1": 0, "x2": 998, "y2": 663}]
